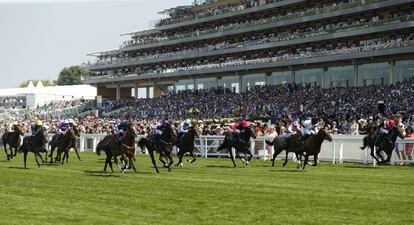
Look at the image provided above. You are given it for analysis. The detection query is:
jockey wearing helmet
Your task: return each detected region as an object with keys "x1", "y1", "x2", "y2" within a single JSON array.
[
  {"x1": 58, "y1": 119, "x2": 70, "y2": 135},
  {"x1": 31, "y1": 119, "x2": 43, "y2": 135},
  {"x1": 177, "y1": 119, "x2": 193, "y2": 140},
  {"x1": 230, "y1": 119, "x2": 249, "y2": 133},
  {"x1": 151, "y1": 119, "x2": 170, "y2": 137},
  {"x1": 8, "y1": 120, "x2": 19, "y2": 132},
  {"x1": 301, "y1": 117, "x2": 316, "y2": 137},
  {"x1": 379, "y1": 114, "x2": 396, "y2": 135},
  {"x1": 279, "y1": 120, "x2": 300, "y2": 148}
]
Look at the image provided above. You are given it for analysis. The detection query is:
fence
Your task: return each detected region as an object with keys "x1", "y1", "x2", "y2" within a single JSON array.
[{"x1": 76, "y1": 134, "x2": 414, "y2": 165}]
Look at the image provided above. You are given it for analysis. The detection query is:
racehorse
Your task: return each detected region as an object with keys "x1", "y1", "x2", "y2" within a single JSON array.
[
  {"x1": 266, "y1": 131, "x2": 303, "y2": 167},
  {"x1": 2, "y1": 125, "x2": 24, "y2": 160},
  {"x1": 360, "y1": 128, "x2": 380, "y2": 163},
  {"x1": 374, "y1": 126, "x2": 405, "y2": 164},
  {"x1": 137, "y1": 125, "x2": 176, "y2": 173},
  {"x1": 96, "y1": 124, "x2": 137, "y2": 173},
  {"x1": 175, "y1": 126, "x2": 199, "y2": 167},
  {"x1": 19, "y1": 127, "x2": 48, "y2": 168},
  {"x1": 217, "y1": 127, "x2": 257, "y2": 167},
  {"x1": 301, "y1": 128, "x2": 333, "y2": 170},
  {"x1": 49, "y1": 126, "x2": 81, "y2": 163}
]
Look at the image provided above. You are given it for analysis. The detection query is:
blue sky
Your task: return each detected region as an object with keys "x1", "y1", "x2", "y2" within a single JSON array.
[{"x1": 0, "y1": 0, "x2": 193, "y2": 88}]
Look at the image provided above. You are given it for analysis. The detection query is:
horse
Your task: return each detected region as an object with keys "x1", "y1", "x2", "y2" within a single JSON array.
[
  {"x1": 175, "y1": 126, "x2": 199, "y2": 167},
  {"x1": 374, "y1": 126, "x2": 405, "y2": 164},
  {"x1": 217, "y1": 127, "x2": 257, "y2": 167},
  {"x1": 49, "y1": 126, "x2": 81, "y2": 163},
  {"x1": 360, "y1": 128, "x2": 380, "y2": 163},
  {"x1": 266, "y1": 130, "x2": 303, "y2": 167},
  {"x1": 96, "y1": 124, "x2": 137, "y2": 173},
  {"x1": 137, "y1": 125, "x2": 176, "y2": 173},
  {"x1": 2, "y1": 125, "x2": 24, "y2": 160},
  {"x1": 301, "y1": 128, "x2": 333, "y2": 170},
  {"x1": 18, "y1": 127, "x2": 48, "y2": 169},
  {"x1": 54, "y1": 126, "x2": 81, "y2": 165}
]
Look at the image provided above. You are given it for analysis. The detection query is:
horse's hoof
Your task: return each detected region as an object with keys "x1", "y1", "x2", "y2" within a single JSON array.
[
  {"x1": 187, "y1": 160, "x2": 191, "y2": 163},
  {"x1": 179, "y1": 163, "x2": 183, "y2": 168}
]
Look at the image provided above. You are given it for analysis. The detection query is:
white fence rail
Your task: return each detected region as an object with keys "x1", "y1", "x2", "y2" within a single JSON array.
[{"x1": 75, "y1": 134, "x2": 414, "y2": 165}]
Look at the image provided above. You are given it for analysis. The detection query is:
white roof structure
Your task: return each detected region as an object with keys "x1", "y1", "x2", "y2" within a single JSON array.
[{"x1": 0, "y1": 84, "x2": 96, "y2": 97}]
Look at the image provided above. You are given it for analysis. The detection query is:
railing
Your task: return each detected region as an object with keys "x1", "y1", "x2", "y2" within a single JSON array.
[{"x1": 76, "y1": 134, "x2": 414, "y2": 165}]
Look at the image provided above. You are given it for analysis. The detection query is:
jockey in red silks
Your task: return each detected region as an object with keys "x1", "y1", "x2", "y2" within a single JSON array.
[
  {"x1": 229, "y1": 120, "x2": 249, "y2": 133},
  {"x1": 379, "y1": 115, "x2": 396, "y2": 135}
]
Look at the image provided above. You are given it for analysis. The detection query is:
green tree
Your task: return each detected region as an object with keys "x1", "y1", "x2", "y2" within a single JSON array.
[
  {"x1": 56, "y1": 66, "x2": 87, "y2": 85},
  {"x1": 19, "y1": 79, "x2": 55, "y2": 88}
]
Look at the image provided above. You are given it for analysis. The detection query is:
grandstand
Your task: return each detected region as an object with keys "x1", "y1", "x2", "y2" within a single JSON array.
[{"x1": 85, "y1": 0, "x2": 414, "y2": 99}]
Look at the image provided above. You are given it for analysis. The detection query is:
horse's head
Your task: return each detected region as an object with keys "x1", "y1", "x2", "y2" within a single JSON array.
[
  {"x1": 189, "y1": 126, "x2": 199, "y2": 138},
  {"x1": 14, "y1": 125, "x2": 24, "y2": 136},
  {"x1": 38, "y1": 126, "x2": 49, "y2": 144},
  {"x1": 72, "y1": 125, "x2": 80, "y2": 137},
  {"x1": 318, "y1": 127, "x2": 333, "y2": 142},
  {"x1": 391, "y1": 126, "x2": 405, "y2": 140},
  {"x1": 137, "y1": 138, "x2": 147, "y2": 148},
  {"x1": 240, "y1": 127, "x2": 256, "y2": 141}
]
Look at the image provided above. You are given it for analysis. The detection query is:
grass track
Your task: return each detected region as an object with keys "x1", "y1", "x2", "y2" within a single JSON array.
[{"x1": 0, "y1": 151, "x2": 413, "y2": 225}]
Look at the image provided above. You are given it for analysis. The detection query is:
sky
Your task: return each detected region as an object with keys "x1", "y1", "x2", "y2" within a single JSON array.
[{"x1": 0, "y1": 0, "x2": 193, "y2": 88}]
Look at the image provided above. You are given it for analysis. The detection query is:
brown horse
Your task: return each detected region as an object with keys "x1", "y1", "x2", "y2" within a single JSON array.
[
  {"x1": 374, "y1": 126, "x2": 405, "y2": 164},
  {"x1": 19, "y1": 127, "x2": 48, "y2": 168},
  {"x1": 96, "y1": 124, "x2": 137, "y2": 173},
  {"x1": 54, "y1": 126, "x2": 80, "y2": 165},
  {"x1": 217, "y1": 127, "x2": 257, "y2": 167},
  {"x1": 48, "y1": 126, "x2": 81, "y2": 163},
  {"x1": 266, "y1": 131, "x2": 303, "y2": 167},
  {"x1": 2, "y1": 125, "x2": 24, "y2": 160},
  {"x1": 137, "y1": 125, "x2": 176, "y2": 173},
  {"x1": 175, "y1": 126, "x2": 199, "y2": 167},
  {"x1": 302, "y1": 128, "x2": 333, "y2": 170}
]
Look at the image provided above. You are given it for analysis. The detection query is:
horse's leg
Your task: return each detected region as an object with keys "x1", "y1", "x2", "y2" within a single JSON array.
[
  {"x1": 283, "y1": 151, "x2": 289, "y2": 167},
  {"x1": 36, "y1": 152, "x2": 45, "y2": 164},
  {"x1": 312, "y1": 154, "x2": 318, "y2": 167},
  {"x1": 66, "y1": 151, "x2": 69, "y2": 163},
  {"x1": 229, "y1": 148, "x2": 237, "y2": 167},
  {"x1": 3, "y1": 143, "x2": 10, "y2": 160},
  {"x1": 302, "y1": 153, "x2": 309, "y2": 170},
  {"x1": 130, "y1": 156, "x2": 136, "y2": 172},
  {"x1": 159, "y1": 153, "x2": 168, "y2": 168},
  {"x1": 272, "y1": 148, "x2": 282, "y2": 167},
  {"x1": 189, "y1": 150, "x2": 197, "y2": 163},
  {"x1": 33, "y1": 152, "x2": 41, "y2": 168},
  {"x1": 73, "y1": 145, "x2": 81, "y2": 161},
  {"x1": 167, "y1": 152, "x2": 173, "y2": 172},
  {"x1": 13, "y1": 146, "x2": 17, "y2": 157},
  {"x1": 149, "y1": 149, "x2": 160, "y2": 173},
  {"x1": 49, "y1": 146, "x2": 54, "y2": 163},
  {"x1": 23, "y1": 150, "x2": 28, "y2": 169},
  {"x1": 246, "y1": 150, "x2": 253, "y2": 165},
  {"x1": 114, "y1": 156, "x2": 123, "y2": 172},
  {"x1": 61, "y1": 152, "x2": 67, "y2": 165},
  {"x1": 370, "y1": 147, "x2": 379, "y2": 163},
  {"x1": 109, "y1": 156, "x2": 114, "y2": 172},
  {"x1": 176, "y1": 150, "x2": 183, "y2": 167}
]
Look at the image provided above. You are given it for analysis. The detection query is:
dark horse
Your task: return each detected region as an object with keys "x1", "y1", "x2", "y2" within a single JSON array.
[
  {"x1": 266, "y1": 131, "x2": 303, "y2": 167},
  {"x1": 175, "y1": 126, "x2": 199, "y2": 167},
  {"x1": 2, "y1": 125, "x2": 24, "y2": 160},
  {"x1": 301, "y1": 128, "x2": 333, "y2": 170},
  {"x1": 372, "y1": 126, "x2": 405, "y2": 164},
  {"x1": 360, "y1": 127, "x2": 380, "y2": 162},
  {"x1": 49, "y1": 126, "x2": 81, "y2": 163},
  {"x1": 96, "y1": 124, "x2": 137, "y2": 173},
  {"x1": 19, "y1": 127, "x2": 48, "y2": 168},
  {"x1": 137, "y1": 125, "x2": 176, "y2": 173},
  {"x1": 217, "y1": 128, "x2": 257, "y2": 167},
  {"x1": 55, "y1": 126, "x2": 80, "y2": 165}
]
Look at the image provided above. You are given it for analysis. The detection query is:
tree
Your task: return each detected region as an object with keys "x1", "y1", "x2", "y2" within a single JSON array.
[
  {"x1": 56, "y1": 66, "x2": 87, "y2": 86},
  {"x1": 19, "y1": 79, "x2": 55, "y2": 88}
]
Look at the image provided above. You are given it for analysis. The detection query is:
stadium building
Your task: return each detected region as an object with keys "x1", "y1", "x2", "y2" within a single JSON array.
[{"x1": 85, "y1": 0, "x2": 414, "y2": 99}]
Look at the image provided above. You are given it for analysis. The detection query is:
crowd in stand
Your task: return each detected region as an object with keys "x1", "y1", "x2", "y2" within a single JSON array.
[
  {"x1": 90, "y1": 10, "x2": 414, "y2": 68},
  {"x1": 0, "y1": 97, "x2": 26, "y2": 109},
  {"x1": 89, "y1": 33, "x2": 414, "y2": 79},
  {"x1": 120, "y1": 0, "x2": 383, "y2": 48}
]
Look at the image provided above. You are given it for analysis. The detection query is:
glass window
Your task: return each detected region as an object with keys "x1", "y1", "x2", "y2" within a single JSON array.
[
  {"x1": 269, "y1": 71, "x2": 293, "y2": 85},
  {"x1": 358, "y1": 62, "x2": 390, "y2": 86},
  {"x1": 218, "y1": 75, "x2": 240, "y2": 93},
  {"x1": 395, "y1": 60, "x2": 414, "y2": 82},
  {"x1": 295, "y1": 68, "x2": 322, "y2": 86},
  {"x1": 196, "y1": 78, "x2": 216, "y2": 90},
  {"x1": 242, "y1": 73, "x2": 266, "y2": 91},
  {"x1": 175, "y1": 79, "x2": 194, "y2": 91},
  {"x1": 325, "y1": 65, "x2": 354, "y2": 88}
]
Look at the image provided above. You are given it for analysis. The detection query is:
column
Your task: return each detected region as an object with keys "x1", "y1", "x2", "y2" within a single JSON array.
[
  {"x1": 146, "y1": 86, "x2": 151, "y2": 99},
  {"x1": 289, "y1": 66, "x2": 295, "y2": 83},
  {"x1": 265, "y1": 72, "x2": 271, "y2": 86},
  {"x1": 116, "y1": 84, "x2": 121, "y2": 100},
  {"x1": 353, "y1": 59, "x2": 358, "y2": 87},
  {"x1": 238, "y1": 75, "x2": 243, "y2": 92},
  {"x1": 321, "y1": 68, "x2": 327, "y2": 89},
  {"x1": 134, "y1": 84, "x2": 139, "y2": 98},
  {"x1": 390, "y1": 61, "x2": 395, "y2": 84},
  {"x1": 193, "y1": 78, "x2": 197, "y2": 90}
]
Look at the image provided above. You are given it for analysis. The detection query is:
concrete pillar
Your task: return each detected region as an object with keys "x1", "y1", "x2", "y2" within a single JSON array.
[
  {"x1": 289, "y1": 66, "x2": 295, "y2": 83},
  {"x1": 134, "y1": 84, "x2": 139, "y2": 98},
  {"x1": 353, "y1": 60, "x2": 358, "y2": 87},
  {"x1": 173, "y1": 82, "x2": 177, "y2": 93},
  {"x1": 265, "y1": 72, "x2": 271, "y2": 85},
  {"x1": 146, "y1": 86, "x2": 151, "y2": 99},
  {"x1": 321, "y1": 68, "x2": 326, "y2": 89},
  {"x1": 390, "y1": 61, "x2": 395, "y2": 84},
  {"x1": 116, "y1": 84, "x2": 121, "y2": 100},
  {"x1": 193, "y1": 78, "x2": 197, "y2": 90},
  {"x1": 238, "y1": 75, "x2": 243, "y2": 92},
  {"x1": 215, "y1": 77, "x2": 219, "y2": 88}
]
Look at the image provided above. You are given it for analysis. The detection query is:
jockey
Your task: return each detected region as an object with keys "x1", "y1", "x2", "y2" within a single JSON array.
[
  {"x1": 8, "y1": 121, "x2": 18, "y2": 132},
  {"x1": 229, "y1": 120, "x2": 249, "y2": 133},
  {"x1": 58, "y1": 119, "x2": 70, "y2": 135},
  {"x1": 379, "y1": 116, "x2": 395, "y2": 135},
  {"x1": 31, "y1": 119, "x2": 43, "y2": 135},
  {"x1": 177, "y1": 119, "x2": 192, "y2": 140},
  {"x1": 151, "y1": 119, "x2": 170, "y2": 138},
  {"x1": 301, "y1": 117, "x2": 316, "y2": 137},
  {"x1": 279, "y1": 120, "x2": 300, "y2": 147}
]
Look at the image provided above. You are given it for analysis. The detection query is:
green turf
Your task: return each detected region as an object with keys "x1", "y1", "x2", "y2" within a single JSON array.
[{"x1": 0, "y1": 151, "x2": 413, "y2": 225}]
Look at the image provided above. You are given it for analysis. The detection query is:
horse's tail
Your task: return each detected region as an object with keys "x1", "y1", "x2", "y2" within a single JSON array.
[
  {"x1": 96, "y1": 140, "x2": 104, "y2": 156},
  {"x1": 265, "y1": 140, "x2": 274, "y2": 146}
]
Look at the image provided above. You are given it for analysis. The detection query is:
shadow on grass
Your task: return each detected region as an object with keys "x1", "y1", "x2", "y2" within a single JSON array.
[
  {"x1": 269, "y1": 169, "x2": 305, "y2": 173},
  {"x1": 83, "y1": 170, "x2": 121, "y2": 178},
  {"x1": 8, "y1": 166, "x2": 28, "y2": 170},
  {"x1": 343, "y1": 163, "x2": 380, "y2": 169},
  {"x1": 206, "y1": 165, "x2": 235, "y2": 168}
]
